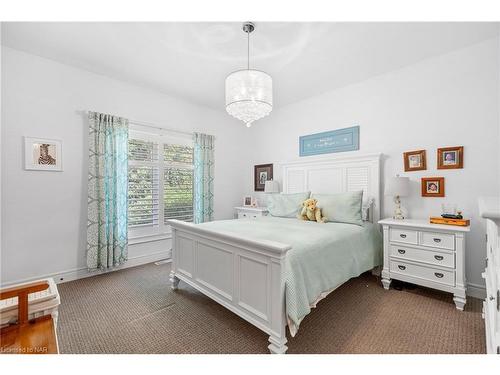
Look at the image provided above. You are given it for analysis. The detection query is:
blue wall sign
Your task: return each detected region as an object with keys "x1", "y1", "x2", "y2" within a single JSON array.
[{"x1": 299, "y1": 126, "x2": 359, "y2": 157}]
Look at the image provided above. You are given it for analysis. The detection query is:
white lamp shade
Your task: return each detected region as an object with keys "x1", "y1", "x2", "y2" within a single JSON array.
[
  {"x1": 385, "y1": 176, "x2": 410, "y2": 197},
  {"x1": 264, "y1": 180, "x2": 280, "y2": 193},
  {"x1": 225, "y1": 69, "x2": 273, "y2": 127}
]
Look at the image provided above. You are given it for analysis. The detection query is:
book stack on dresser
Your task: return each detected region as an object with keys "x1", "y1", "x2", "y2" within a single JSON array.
[{"x1": 378, "y1": 218, "x2": 470, "y2": 311}]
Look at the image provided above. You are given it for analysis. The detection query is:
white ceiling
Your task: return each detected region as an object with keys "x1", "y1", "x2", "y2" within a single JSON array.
[{"x1": 2, "y1": 22, "x2": 499, "y2": 109}]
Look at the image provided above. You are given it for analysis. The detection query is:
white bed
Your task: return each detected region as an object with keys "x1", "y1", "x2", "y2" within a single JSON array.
[{"x1": 168, "y1": 153, "x2": 381, "y2": 353}]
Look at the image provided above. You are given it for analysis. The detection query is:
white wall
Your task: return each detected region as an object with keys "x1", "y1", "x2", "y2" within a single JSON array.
[
  {"x1": 2, "y1": 37, "x2": 499, "y2": 294},
  {"x1": 1, "y1": 47, "x2": 249, "y2": 284},
  {"x1": 246, "y1": 38, "x2": 500, "y2": 292}
]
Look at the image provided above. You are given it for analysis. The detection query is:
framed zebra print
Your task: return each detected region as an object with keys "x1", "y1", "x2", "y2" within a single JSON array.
[{"x1": 24, "y1": 137, "x2": 62, "y2": 171}]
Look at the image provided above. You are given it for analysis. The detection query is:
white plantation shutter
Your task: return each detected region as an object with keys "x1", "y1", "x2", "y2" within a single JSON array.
[
  {"x1": 164, "y1": 143, "x2": 193, "y2": 164},
  {"x1": 128, "y1": 138, "x2": 160, "y2": 228},
  {"x1": 128, "y1": 130, "x2": 193, "y2": 238},
  {"x1": 164, "y1": 167, "x2": 193, "y2": 222},
  {"x1": 164, "y1": 143, "x2": 194, "y2": 222},
  {"x1": 128, "y1": 139, "x2": 157, "y2": 162},
  {"x1": 128, "y1": 166, "x2": 159, "y2": 226}
]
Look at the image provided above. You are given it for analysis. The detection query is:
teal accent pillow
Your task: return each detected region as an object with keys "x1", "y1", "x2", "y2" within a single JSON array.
[
  {"x1": 267, "y1": 192, "x2": 311, "y2": 218},
  {"x1": 313, "y1": 191, "x2": 364, "y2": 226}
]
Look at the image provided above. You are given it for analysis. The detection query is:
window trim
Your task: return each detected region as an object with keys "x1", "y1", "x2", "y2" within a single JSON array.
[
  {"x1": 128, "y1": 128, "x2": 193, "y2": 241},
  {"x1": 128, "y1": 232, "x2": 172, "y2": 245}
]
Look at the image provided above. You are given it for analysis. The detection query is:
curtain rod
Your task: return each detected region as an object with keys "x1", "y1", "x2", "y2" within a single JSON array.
[
  {"x1": 129, "y1": 119, "x2": 193, "y2": 137},
  {"x1": 77, "y1": 110, "x2": 215, "y2": 139}
]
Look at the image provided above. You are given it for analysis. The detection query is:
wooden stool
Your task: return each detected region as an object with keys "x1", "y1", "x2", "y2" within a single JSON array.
[{"x1": 0, "y1": 281, "x2": 58, "y2": 354}]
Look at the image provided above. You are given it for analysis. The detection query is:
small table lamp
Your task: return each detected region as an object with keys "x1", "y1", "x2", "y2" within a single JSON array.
[
  {"x1": 385, "y1": 176, "x2": 410, "y2": 220},
  {"x1": 264, "y1": 180, "x2": 279, "y2": 193}
]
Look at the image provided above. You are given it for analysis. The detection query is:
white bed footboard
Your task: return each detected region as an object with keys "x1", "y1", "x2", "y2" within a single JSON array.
[{"x1": 168, "y1": 219, "x2": 291, "y2": 354}]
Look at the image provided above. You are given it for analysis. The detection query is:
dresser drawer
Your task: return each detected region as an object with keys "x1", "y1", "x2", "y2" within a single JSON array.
[
  {"x1": 420, "y1": 231, "x2": 455, "y2": 250},
  {"x1": 238, "y1": 212, "x2": 260, "y2": 219},
  {"x1": 390, "y1": 245, "x2": 455, "y2": 268},
  {"x1": 390, "y1": 260, "x2": 455, "y2": 286},
  {"x1": 390, "y1": 228, "x2": 418, "y2": 245}
]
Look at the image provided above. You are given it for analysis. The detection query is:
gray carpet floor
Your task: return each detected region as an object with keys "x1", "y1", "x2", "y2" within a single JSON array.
[{"x1": 56, "y1": 262, "x2": 485, "y2": 354}]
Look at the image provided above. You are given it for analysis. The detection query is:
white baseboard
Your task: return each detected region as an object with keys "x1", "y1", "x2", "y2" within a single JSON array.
[
  {"x1": 466, "y1": 282, "x2": 486, "y2": 300},
  {"x1": 3, "y1": 248, "x2": 487, "y2": 303},
  {"x1": 2, "y1": 250, "x2": 171, "y2": 287}
]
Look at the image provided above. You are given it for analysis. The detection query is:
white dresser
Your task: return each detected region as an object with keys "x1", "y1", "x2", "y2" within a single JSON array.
[
  {"x1": 235, "y1": 206, "x2": 269, "y2": 220},
  {"x1": 379, "y1": 218, "x2": 470, "y2": 310},
  {"x1": 479, "y1": 197, "x2": 500, "y2": 354}
]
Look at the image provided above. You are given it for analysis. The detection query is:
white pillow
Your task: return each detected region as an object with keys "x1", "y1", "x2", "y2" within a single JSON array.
[
  {"x1": 313, "y1": 191, "x2": 364, "y2": 226},
  {"x1": 267, "y1": 192, "x2": 311, "y2": 218}
]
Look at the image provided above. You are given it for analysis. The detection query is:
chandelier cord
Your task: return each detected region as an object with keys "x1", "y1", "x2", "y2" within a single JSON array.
[{"x1": 247, "y1": 28, "x2": 250, "y2": 70}]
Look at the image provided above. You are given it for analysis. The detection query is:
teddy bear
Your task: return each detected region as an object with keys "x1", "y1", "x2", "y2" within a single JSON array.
[{"x1": 298, "y1": 198, "x2": 327, "y2": 223}]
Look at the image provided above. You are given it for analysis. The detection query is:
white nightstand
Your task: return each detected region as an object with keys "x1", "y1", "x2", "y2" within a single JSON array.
[
  {"x1": 378, "y1": 218, "x2": 470, "y2": 310},
  {"x1": 235, "y1": 206, "x2": 269, "y2": 220}
]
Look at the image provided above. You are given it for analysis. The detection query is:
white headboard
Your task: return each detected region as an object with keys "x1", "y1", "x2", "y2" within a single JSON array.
[{"x1": 280, "y1": 153, "x2": 381, "y2": 223}]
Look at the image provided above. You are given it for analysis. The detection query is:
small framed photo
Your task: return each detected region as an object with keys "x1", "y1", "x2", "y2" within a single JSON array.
[
  {"x1": 403, "y1": 149, "x2": 426, "y2": 171},
  {"x1": 421, "y1": 177, "x2": 445, "y2": 197},
  {"x1": 437, "y1": 146, "x2": 463, "y2": 169},
  {"x1": 24, "y1": 137, "x2": 62, "y2": 171},
  {"x1": 254, "y1": 163, "x2": 273, "y2": 192},
  {"x1": 243, "y1": 196, "x2": 253, "y2": 207}
]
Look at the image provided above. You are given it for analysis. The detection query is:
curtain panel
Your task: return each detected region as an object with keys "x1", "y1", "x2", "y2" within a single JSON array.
[
  {"x1": 87, "y1": 112, "x2": 129, "y2": 270},
  {"x1": 193, "y1": 133, "x2": 215, "y2": 224}
]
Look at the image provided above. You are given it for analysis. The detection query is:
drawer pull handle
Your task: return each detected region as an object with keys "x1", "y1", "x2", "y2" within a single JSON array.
[
  {"x1": 434, "y1": 272, "x2": 444, "y2": 278},
  {"x1": 400, "y1": 234, "x2": 407, "y2": 238},
  {"x1": 398, "y1": 265, "x2": 406, "y2": 271},
  {"x1": 398, "y1": 249, "x2": 406, "y2": 254},
  {"x1": 434, "y1": 255, "x2": 444, "y2": 261},
  {"x1": 433, "y1": 238, "x2": 441, "y2": 243}
]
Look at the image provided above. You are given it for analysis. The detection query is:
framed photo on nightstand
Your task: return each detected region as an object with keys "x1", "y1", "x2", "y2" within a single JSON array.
[{"x1": 243, "y1": 196, "x2": 253, "y2": 207}]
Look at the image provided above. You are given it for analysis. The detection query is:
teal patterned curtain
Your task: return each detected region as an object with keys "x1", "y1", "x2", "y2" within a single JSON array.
[
  {"x1": 87, "y1": 112, "x2": 129, "y2": 270},
  {"x1": 193, "y1": 133, "x2": 215, "y2": 223}
]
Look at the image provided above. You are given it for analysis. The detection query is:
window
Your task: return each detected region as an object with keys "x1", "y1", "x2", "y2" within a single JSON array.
[
  {"x1": 128, "y1": 130, "x2": 193, "y2": 239},
  {"x1": 163, "y1": 144, "x2": 194, "y2": 222},
  {"x1": 128, "y1": 139, "x2": 159, "y2": 227}
]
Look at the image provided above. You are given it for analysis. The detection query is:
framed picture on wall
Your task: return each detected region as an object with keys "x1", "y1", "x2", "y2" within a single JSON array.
[
  {"x1": 24, "y1": 137, "x2": 63, "y2": 171},
  {"x1": 421, "y1": 177, "x2": 445, "y2": 197},
  {"x1": 437, "y1": 146, "x2": 463, "y2": 169},
  {"x1": 254, "y1": 164, "x2": 273, "y2": 192},
  {"x1": 403, "y1": 149, "x2": 426, "y2": 171}
]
